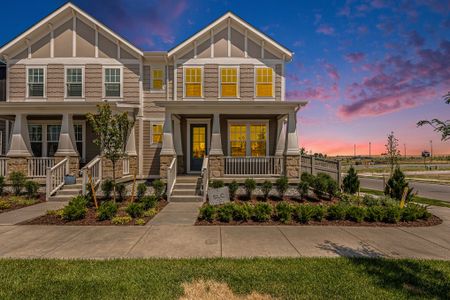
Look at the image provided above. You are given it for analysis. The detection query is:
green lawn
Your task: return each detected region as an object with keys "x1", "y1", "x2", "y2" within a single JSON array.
[
  {"x1": 361, "y1": 188, "x2": 450, "y2": 208},
  {"x1": 0, "y1": 258, "x2": 449, "y2": 299}
]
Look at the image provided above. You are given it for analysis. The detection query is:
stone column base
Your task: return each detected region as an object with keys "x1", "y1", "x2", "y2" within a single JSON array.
[
  {"x1": 284, "y1": 155, "x2": 301, "y2": 179},
  {"x1": 6, "y1": 157, "x2": 29, "y2": 177},
  {"x1": 160, "y1": 154, "x2": 175, "y2": 179},
  {"x1": 129, "y1": 156, "x2": 137, "y2": 176},
  {"x1": 55, "y1": 156, "x2": 79, "y2": 176},
  {"x1": 101, "y1": 157, "x2": 124, "y2": 180},
  {"x1": 209, "y1": 155, "x2": 224, "y2": 178}
]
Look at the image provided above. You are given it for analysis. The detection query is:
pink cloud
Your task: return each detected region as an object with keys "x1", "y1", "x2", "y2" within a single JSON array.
[
  {"x1": 316, "y1": 24, "x2": 335, "y2": 35},
  {"x1": 324, "y1": 63, "x2": 340, "y2": 81},
  {"x1": 345, "y1": 52, "x2": 365, "y2": 63}
]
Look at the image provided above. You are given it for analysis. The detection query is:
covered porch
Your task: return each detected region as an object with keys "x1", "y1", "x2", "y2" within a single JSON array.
[{"x1": 155, "y1": 101, "x2": 307, "y2": 181}]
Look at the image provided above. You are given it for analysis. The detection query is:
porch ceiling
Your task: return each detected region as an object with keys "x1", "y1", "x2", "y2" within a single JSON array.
[{"x1": 154, "y1": 100, "x2": 308, "y2": 115}]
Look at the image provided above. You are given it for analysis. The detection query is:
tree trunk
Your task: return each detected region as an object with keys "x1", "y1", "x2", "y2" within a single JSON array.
[{"x1": 112, "y1": 160, "x2": 116, "y2": 203}]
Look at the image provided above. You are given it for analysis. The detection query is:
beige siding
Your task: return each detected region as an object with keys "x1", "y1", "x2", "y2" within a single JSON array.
[
  {"x1": 54, "y1": 19, "x2": 73, "y2": 57},
  {"x1": 197, "y1": 39, "x2": 210, "y2": 58},
  {"x1": 142, "y1": 66, "x2": 166, "y2": 114},
  {"x1": 123, "y1": 64, "x2": 139, "y2": 103},
  {"x1": 204, "y1": 64, "x2": 218, "y2": 100},
  {"x1": 213, "y1": 29, "x2": 228, "y2": 57},
  {"x1": 247, "y1": 38, "x2": 261, "y2": 58},
  {"x1": 176, "y1": 64, "x2": 183, "y2": 99},
  {"x1": 230, "y1": 28, "x2": 245, "y2": 57},
  {"x1": 31, "y1": 34, "x2": 51, "y2": 58},
  {"x1": 142, "y1": 120, "x2": 161, "y2": 176},
  {"x1": 239, "y1": 64, "x2": 254, "y2": 100},
  {"x1": 76, "y1": 19, "x2": 95, "y2": 57},
  {"x1": 47, "y1": 64, "x2": 64, "y2": 101},
  {"x1": 120, "y1": 47, "x2": 136, "y2": 59},
  {"x1": 98, "y1": 33, "x2": 117, "y2": 59},
  {"x1": 143, "y1": 65, "x2": 151, "y2": 92},
  {"x1": 8, "y1": 64, "x2": 25, "y2": 101},
  {"x1": 85, "y1": 64, "x2": 102, "y2": 101},
  {"x1": 275, "y1": 64, "x2": 282, "y2": 101},
  {"x1": 12, "y1": 49, "x2": 28, "y2": 60}
]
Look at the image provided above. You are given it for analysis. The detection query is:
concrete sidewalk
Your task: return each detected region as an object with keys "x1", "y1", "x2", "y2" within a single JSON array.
[
  {"x1": 0, "y1": 201, "x2": 67, "y2": 225},
  {"x1": 0, "y1": 206, "x2": 448, "y2": 260}
]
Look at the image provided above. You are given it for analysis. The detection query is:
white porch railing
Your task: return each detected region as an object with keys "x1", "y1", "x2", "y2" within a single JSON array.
[
  {"x1": 224, "y1": 156, "x2": 284, "y2": 176},
  {"x1": 123, "y1": 157, "x2": 130, "y2": 175},
  {"x1": 46, "y1": 157, "x2": 68, "y2": 200},
  {"x1": 0, "y1": 157, "x2": 7, "y2": 177},
  {"x1": 166, "y1": 157, "x2": 177, "y2": 201},
  {"x1": 200, "y1": 156, "x2": 209, "y2": 201},
  {"x1": 82, "y1": 155, "x2": 102, "y2": 195},
  {"x1": 28, "y1": 157, "x2": 55, "y2": 178}
]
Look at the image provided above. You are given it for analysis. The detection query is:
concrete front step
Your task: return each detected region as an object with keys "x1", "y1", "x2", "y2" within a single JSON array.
[
  {"x1": 48, "y1": 194, "x2": 76, "y2": 202},
  {"x1": 173, "y1": 183, "x2": 198, "y2": 189},
  {"x1": 169, "y1": 195, "x2": 203, "y2": 202},
  {"x1": 176, "y1": 176, "x2": 200, "y2": 183},
  {"x1": 61, "y1": 184, "x2": 82, "y2": 190},
  {"x1": 171, "y1": 188, "x2": 197, "y2": 196},
  {"x1": 56, "y1": 189, "x2": 82, "y2": 196}
]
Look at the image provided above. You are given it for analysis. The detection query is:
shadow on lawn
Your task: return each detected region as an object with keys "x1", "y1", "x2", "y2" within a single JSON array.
[{"x1": 318, "y1": 241, "x2": 450, "y2": 299}]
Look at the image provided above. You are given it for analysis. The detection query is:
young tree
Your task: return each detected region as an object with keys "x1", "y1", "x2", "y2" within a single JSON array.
[
  {"x1": 384, "y1": 167, "x2": 415, "y2": 202},
  {"x1": 385, "y1": 131, "x2": 400, "y2": 174},
  {"x1": 87, "y1": 103, "x2": 134, "y2": 202},
  {"x1": 417, "y1": 92, "x2": 450, "y2": 141},
  {"x1": 342, "y1": 166, "x2": 360, "y2": 195}
]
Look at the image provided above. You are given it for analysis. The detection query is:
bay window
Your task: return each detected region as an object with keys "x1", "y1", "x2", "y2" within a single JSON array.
[
  {"x1": 229, "y1": 122, "x2": 268, "y2": 157},
  {"x1": 184, "y1": 67, "x2": 202, "y2": 97}
]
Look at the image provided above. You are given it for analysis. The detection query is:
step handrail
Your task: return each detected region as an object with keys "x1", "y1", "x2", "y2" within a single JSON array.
[
  {"x1": 45, "y1": 157, "x2": 69, "y2": 201},
  {"x1": 166, "y1": 157, "x2": 177, "y2": 201},
  {"x1": 81, "y1": 155, "x2": 102, "y2": 195},
  {"x1": 200, "y1": 156, "x2": 209, "y2": 201}
]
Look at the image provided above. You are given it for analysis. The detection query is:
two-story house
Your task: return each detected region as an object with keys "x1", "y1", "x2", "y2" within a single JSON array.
[{"x1": 0, "y1": 3, "x2": 306, "y2": 201}]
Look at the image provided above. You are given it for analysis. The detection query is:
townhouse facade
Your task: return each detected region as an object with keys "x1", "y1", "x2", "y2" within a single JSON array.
[{"x1": 0, "y1": 3, "x2": 306, "y2": 200}]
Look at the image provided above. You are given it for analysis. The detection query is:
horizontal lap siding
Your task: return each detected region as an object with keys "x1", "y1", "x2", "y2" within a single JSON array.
[
  {"x1": 204, "y1": 64, "x2": 218, "y2": 100},
  {"x1": 142, "y1": 120, "x2": 161, "y2": 176},
  {"x1": 85, "y1": 64, "x2": 102, "y2": 101},
  {"x1": 143, "y1": 65, "x2": 165, "y2": 115},
  {"x1": 275, "y1": 64, "x2": 282, "y2": 101},
  {"x1": 240, "y1": 64, "x2": 254, "y2": 100},
  {"x1": 176, "y1": 65, "x2": 183, "y2": 99},
  {"x1": 47, "y1": 64, "x2": 64, "y2": 101},
  {"x1": 123, "y1": 64, "x2": 140, "y2": 104},
  {"x1": 9, "y1": 64, "x2": 25, "y2": 101}
]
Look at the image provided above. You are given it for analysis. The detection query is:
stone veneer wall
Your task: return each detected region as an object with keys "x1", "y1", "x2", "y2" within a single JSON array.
[
  {"x1": 285, "y1": 155, "x2": 301, "y2": 179},
  {"x1": 208, "y1": 155, "x2": 224, "y2": 178},
  {"x1": 6, "y1": 157, "x2": 28, "y2": 177},
  {"x1": 159, "y1": 155, "x2": 174, "y2": 179}
]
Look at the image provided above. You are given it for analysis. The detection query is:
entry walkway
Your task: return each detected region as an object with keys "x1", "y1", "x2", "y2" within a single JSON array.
[
  {"x1": 148, "y1": 202, "x2": 203, "y2": 225},
  {"x1": 0, "y1": 201, "x2": 67, "y2": 225},
  {"x1": 0, "y1": 206, "x2": 448, "y2": 260}
]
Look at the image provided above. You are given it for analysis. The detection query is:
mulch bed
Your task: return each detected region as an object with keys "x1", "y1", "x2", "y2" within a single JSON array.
[
  {"x1": 0, "y1": 194, "x2": 45, "y2": 214},
  {"x1": 22, "y1": 199, "x2": 167, "y2": 226}
]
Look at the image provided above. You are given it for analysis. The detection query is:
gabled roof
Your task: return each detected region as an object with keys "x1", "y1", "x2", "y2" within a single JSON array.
[
  {"x1": 0, "y1": 2, "x2": 143, "y2": 57},
  {"x1": 168, "y1": 12, "x2": 293, "y2": 59}
]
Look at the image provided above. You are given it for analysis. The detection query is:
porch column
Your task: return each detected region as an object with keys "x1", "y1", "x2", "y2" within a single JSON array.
[
  {"x1": 275, "y1": 117, "x2": 287, "y2": 156},
  {"x1": 6, "y1": 114, "x2": 32, "y2": 176},
  {"x1": 125, "y1": 124, "x2": 137, "y2": 176},
  {"x1": 160, "y1": 112, "x2": 176, "y2": 178},
  {"x1": 284, "y1": 111, "x2": 301, "y2": 179},
  {"x1": 55, "y1": 113, "x2": 79, "y2": 175},
  {"x1": 173, "y1": 116, "x2": 184, "y2": 173},
  {"x1": 209, "y1": 113, "x2": 224, "y2": 178}
]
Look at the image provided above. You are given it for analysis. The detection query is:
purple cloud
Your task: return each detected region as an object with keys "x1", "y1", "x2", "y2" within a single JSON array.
[
  {"x1": 339, "y1": 40, "x2": 450, "y2": 118},
  {"x1": 324, "y1": 63, "x2": 340, "y2": 81},
  {"x1": 407, "y1": 30, "x2": 425, "y2": 47},
  {"x1": 345, "y1": 52, "x2": 366, "y2": 63},
  {"x1": 316, "y1": 24, "x2": 335, "y2": 35}
]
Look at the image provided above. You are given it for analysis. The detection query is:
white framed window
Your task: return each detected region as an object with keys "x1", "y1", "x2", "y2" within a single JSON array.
[
  {"x1": 228, "y1": 120, "x2": 269, "y2": 157},
  {"x1": 254, "y1": 66, "x2": 274, "y2": 98},
  {"x1": 28, "y1": 125, "x2": 43, "y2": 157},
  {"x1": 150, "y1": 121, "x2": 163, "y2": 146},
  {"x1": 26, "y1": 67, "x2": 46, "y2": 99},
  {"x1": 219, "y1": 66, "x2": 239, "y2": 98},
  {"x1": 184, "y1": 66, "x2": 203, "y2": 98},
  {"x1": 65, "y1": 67, "x2": 84, "y2": 99},
  {"x1": 151, "y1": 68, "x2": 164, "y2": 90},
  {"x1": 104, "y1": 67, "x2": 122, "y2": 98}
]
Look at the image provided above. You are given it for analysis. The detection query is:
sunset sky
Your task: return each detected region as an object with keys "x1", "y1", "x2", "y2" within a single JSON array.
[{"x1": 1, "y1": 0, "x2": 449, "y2": 156}]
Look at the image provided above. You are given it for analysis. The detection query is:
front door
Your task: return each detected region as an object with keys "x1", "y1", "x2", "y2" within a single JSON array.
[{"x1": 190, "y1": 124, "x2": 207, "y2": 172}]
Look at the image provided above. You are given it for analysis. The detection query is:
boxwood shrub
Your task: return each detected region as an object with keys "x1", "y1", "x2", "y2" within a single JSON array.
[
  {"x1": 126, "y1": 203, "x2": 144, "y2": 218},
  {"x1": 217, "y1": 203, "x2": 234, "y2": 222},
  {"x1": 253, "y1": 202, "x2": 272, "y2": 222},
  {"x1": 346, "y1": 206, "x2": 366, "y2": 223},
  {"x1": 366, "y1": 206, "x2": 385, "y2": 222},
  {"x1": 97, "y1": 201, "x2": 118, "y2": 221},
  {"x1": 275, "y1": 202, "x2": 293, "y2": 223},
  {"x1": 63, "y1": 195, "x2": 88, "y2": 221},
  {"x1": 232, "y1": 203, "x2": 253, "y2": 221},
  {"x1": 327, "y1": 204, "x2": 347, "y2": 220},
  {"x1": 295, "y1": 205, "x2": 315, "y2": 223},
  {"x1": 199, "y1": 204, "x2": 216, "y2": 222}
]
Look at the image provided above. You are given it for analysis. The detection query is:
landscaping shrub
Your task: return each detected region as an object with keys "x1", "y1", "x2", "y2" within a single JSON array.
[
  {"x1": 115, "y1": 183, "x2": 127, "y2": 202},
  {"x1": 9, "y1": 171, "x2": 26, "y2": 196},
  {"x1": 384, "y1": 167, "x2": 414, "y2": 202},
  {"x1": 135, "y1": 218, "x2": 145, "y2": 225},
  {"x1": 199, "y1": 204, "x2": 216, "y2": 222},
  {"x1": 346, "y1": 206, "x2": 366, "y2": 223},
  {"x1": 126, "y1": 203, "x2": 144, "y2": 218},
  {"x1": 342, "y1": 166, "x2": 360, "y2": 194},
  {"x1": 327, "y1": 204, "x2": 347, "y2": 220},
  {"x1": 101, "y1": 179, "x2": 114, "y2": 199},
  {"x1": 253, "y1": 202, "x2": 272, "y2": 222},
  {"x1": 217, "y1": 203, "x2": 234, "y2": 222},
  {"x1": 260, "y1": 181, "x2": 272, "y2": 200},
  {"x1": 311, "y1": 174, "x2": 327, "y2": 199},
  {"x1": 275, "y1": 202, "x2": 293, "y2": 223},
  {"x1": 140, "y1": 195, "x2": 157, "y2": 210},
  {"x1": 46, "y1": 209, "x2": 64, "y2": 217},
  {"x1": 311, "y1": 205, "x2": 326, "y2": 221},
  {"x1": 210, "y1": 180, "x2": 225, "y2": 189},
  {"x1": 295, "y1": 205, "x2": 315, "y2": 223},
  {"x1": 227, "y1": 180, "x2": 239, "y2": 200},
  {"x1": 24, "y1": 180, "x2": 40, "y2": 198},
  {"x1": 84, "y1": 183, "x2": 95, "y2": 205},
  {"x1": 300, "y1": 172, "x2": 315, "y2": 185},
  {"x1": 152, "y1": 179, "x2": 165, "y2": 199},
  {"x1": 136, "y1": 183, "x2": 147, "y2": 200},
  {"x1": 0, "y1": 200, "x2": 11, "y2": 210},
  {"x1": 401, "y1": 203, "x2": 431, "y2": 222},
  {"x1": 380, "y1": 196, "x2": 399, "y2": 208},
  {"x1": 112, "y1": 216, "x2": 132, "y2": 225},
  {"x1": 297, "y1": 181, "x2": 309, "y2": 200},
  {"x1": 366, "y1": 206, "x2": 385, "y2": 222},
  {"x1": 97, "y1": 201, "x2": 118, "y2": 221},
  {"x1": 275, "y1": 176, "x2": 289, "y2": 199},
  {"x1": 244, "y1": 178, "x2": 256, "y2": 200},
  {"x1": 143, "y1": 208, "x2": 157, "y2": 218},
  {"x1": 62, "y1": 195, "x2": 88, "y2": 221},
  {"x1": 0, "y1": 176, "x2": 5, "y2": 195},
  {"x1": 232, "y1": 203, "x2": 252, "y2": 221},
  {"x1": 362, "y1": 195, "x2": 381, "y2": 207},
  {"x1": 326, "y1": 178, "x2": 339, "y2": 199},
  {"x1": 383, "y1": 206, "x2": 401, "y2": 223}
]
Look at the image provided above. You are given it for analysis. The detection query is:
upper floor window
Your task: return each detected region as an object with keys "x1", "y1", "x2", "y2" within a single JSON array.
[
  {"x1": 220, "y1": 67, "x2": 238, "y2": 98},
  {"x1": 255, "y1": 67, "x2": 273, "y2": 98},
  {"x1": 66, "y1": 68, "x2": 83, "y2": 98},
  {"x1": 104, "y1": 68, "x2": 121, "y2": 98},
  {"x1": 27, "y1": 68, "x2": 45, "y2": 98},
  {"x1": 184, "y1": 67, "x2": 202, "y2": 97},
  {"x1": 152, "y1": 69, "x2": 164, "y2": 90},
  {"x1": 151, "y1": 123, "x2": 163, "y2": 145}
]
